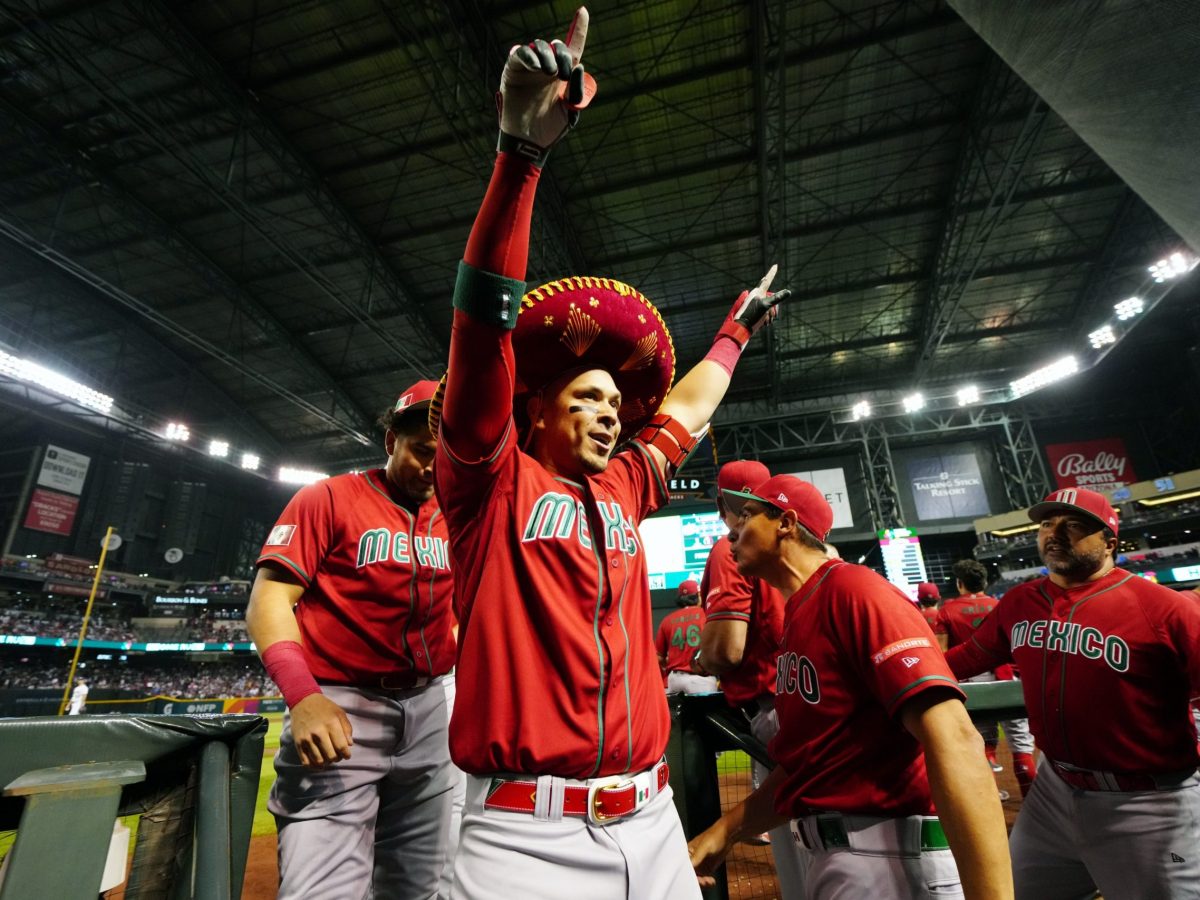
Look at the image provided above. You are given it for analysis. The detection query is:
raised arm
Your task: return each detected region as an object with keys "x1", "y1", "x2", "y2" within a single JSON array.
[
  {"x1": 441, "y1": 10, "x2": 593, "y2": 462},
  {"x1": 654, "y1": 268, "x2": 788, "y2": 439}
]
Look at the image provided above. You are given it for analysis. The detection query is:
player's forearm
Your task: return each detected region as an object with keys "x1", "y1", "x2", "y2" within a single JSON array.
[
  {"x1": 658, "y1": 360, "x2": 731, "y2": 436},
  {"x1": 908, "y1": 699, "x2": 1013, "y2": 900},
  {"x1": 464, "y1": 153, "x2": 541, "y2": 281},
  {"x1": 698, "y1": 624, "x2": 745, "y2": 675},
  {"x1": 945, "y1": 638, "x2": 1003, "y2": 680},
  {"x1": 246, "y1": 577, "x2": 304, "y2": 651},
  {"x1": 712, "y1": 762, "x2": 790, "y2": 841}
]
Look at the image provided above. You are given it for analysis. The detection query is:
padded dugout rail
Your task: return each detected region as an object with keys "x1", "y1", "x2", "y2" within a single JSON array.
[{"x1": 0, "y1": 713, "x2": 266, "y2": 900}]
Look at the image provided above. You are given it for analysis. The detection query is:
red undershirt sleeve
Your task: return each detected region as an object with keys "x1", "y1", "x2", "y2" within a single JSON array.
[{"x1": 944, "y1": 607, "x2": 1010, "y2": 680}]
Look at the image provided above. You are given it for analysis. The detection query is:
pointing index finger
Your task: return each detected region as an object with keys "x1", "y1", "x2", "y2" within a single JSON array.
[
  {"x1": 755, "y1": 263, "x2": 778, "y2": 296},
  {"x1": 564, "y1": 7, "x2": 589, "y2": 62}
]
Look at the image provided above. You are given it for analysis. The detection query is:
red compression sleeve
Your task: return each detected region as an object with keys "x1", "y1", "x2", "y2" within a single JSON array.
[
  {"x1": 704, "y1": 335, "x2": 743, "y2": 376},
  {"x1": 261, "y1": 640, "x2": 321, "y2": 709},
  {"x1": 464, "y1": 152, "x2": 541, "y2": 279}
]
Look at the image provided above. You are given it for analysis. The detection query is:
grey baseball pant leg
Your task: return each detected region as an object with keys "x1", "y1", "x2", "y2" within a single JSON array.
[{"x1": 271, "y1": 681, "x2": 456, "y2": 900}]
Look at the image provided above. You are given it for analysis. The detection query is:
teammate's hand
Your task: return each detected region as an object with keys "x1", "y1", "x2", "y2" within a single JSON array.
[
  {"x1": 688, "y1": 821, "x2": 735, "y2": 886},
  {"x1": 497, "y1": 7, "x2": 596, "y2": 166},
  {"x1": 289, "y1": 693, "x2": 354, "y2": 768},
  {"x1": 717, "y1": 265, "x2": 791, "y2": 348}
]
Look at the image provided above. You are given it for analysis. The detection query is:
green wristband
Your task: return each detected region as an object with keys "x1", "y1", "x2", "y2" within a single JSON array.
[{"x1": 452, "y1": 261, "x2": 526, "y2": 330}]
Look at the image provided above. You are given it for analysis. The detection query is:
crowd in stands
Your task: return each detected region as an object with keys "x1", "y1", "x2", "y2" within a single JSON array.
[
  {"x1": 0, "y1": 605, "x2": 250, "y2": 643},
  {"x1": 0, "y1": 659, "x2": 273, "y2": 698}
]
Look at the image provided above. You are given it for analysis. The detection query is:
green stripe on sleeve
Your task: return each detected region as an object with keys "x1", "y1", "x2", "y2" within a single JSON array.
[
  {"x1": 257, "y1": 553, "x2": 312, "y2": 586},
  {"x1": 887, "y1": 674, "x2": 962, "y2": 712}
]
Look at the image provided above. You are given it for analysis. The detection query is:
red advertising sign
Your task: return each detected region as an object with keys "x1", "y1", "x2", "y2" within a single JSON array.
[
  {"x1": 1045, "y1": 438, "x2": 1137, "y2": 492},
  {"x1": 45, "y1": 553, "x2": 94, "y2": 577},
  {"x1": 23, "y1": 488, "x2": 80, "y2": 536}
]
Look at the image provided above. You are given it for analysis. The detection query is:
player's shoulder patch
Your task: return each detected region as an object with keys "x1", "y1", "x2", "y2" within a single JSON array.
[
  {"x1": 871, "y1": 637, "x2": 933, "y2": 667},
  {"x1": 266, "y1": 524, "x2": 296, "y2": 546}
]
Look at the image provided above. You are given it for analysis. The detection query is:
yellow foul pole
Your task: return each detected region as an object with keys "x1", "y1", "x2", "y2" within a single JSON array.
[{"x1": 57, "y1": 525, "x2": 115, "y2": 716}]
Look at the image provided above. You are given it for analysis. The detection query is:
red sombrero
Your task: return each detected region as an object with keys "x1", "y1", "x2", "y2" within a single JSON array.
[{"x1": 430, "y1": 275, "x2": 675, "y2": 441}]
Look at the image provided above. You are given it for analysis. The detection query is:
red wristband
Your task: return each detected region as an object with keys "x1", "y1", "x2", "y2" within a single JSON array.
[
  {"x1": 704, "y1": 334, "x2": 744, "y2": 376},
  {"x1": 261, "y1": 640, "x2": 322, "y2": 709}
]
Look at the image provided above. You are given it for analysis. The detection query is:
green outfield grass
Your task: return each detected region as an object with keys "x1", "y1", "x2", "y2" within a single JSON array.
[{"x1": 717, "y1": 750, "x2": 752, "y2": 775}]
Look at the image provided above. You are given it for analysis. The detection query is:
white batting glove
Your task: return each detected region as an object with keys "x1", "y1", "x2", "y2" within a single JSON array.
[{"x1": 497, "y1": 7, "x2": 596, "y2": 167}]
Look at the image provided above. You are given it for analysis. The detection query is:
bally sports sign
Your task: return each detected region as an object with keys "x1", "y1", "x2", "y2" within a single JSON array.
[{"x1": 1044, "y1": 438, "x2": 1137, "y2": 493}]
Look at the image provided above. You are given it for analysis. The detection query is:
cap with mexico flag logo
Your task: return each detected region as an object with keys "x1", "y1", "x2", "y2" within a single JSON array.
[
  {"x1": 721, "y1": 474, "x2": 834, "y2": 541},
  {"x1": 1027, "y1": 487, "x2": 1120, "y2": 536},
  {"x1": 393, "y1": 380, "x2": 440, "y2": 413}
]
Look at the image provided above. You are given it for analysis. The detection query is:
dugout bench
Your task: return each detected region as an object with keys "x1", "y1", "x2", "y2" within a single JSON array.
[
  {"x1": 0, "y1": 713, "x2": 266, "y2": 900},
  {"x1": 667, "y1": 679, "x2": 1026, "y2": 900}
]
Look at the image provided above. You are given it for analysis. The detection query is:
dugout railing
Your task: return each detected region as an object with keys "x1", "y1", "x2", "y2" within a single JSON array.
[
  {"x1": 667, "y1": 680, "x2": 1027, "y2": 900},
  {"x1": 0, "y1": 713, "x2": 266, "y2": 900}
]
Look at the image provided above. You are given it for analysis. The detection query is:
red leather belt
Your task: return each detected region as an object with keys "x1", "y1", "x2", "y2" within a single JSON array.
[
  {"x1": 484, "y1": 760, "x2": 670, "y2": 825},
  {"x1": 1050, "y1": 759, "x2": 1197, "y2": 792}
]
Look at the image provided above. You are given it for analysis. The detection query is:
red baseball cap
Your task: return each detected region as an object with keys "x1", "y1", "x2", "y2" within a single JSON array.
[
  {"x1": 393, "y1": 380, "x2": 440, "y2": 413},
  {"x1": 916, "y1": 582, "x2": 940, "y2": 601},
  {"x1": 722, "y1": 474, "x2": 834, "y2": 541},
  {"x1": 1028, "y1": 487, "x2": 1120, "y2": 536},
  {"x1": 677, "y1": 579, "x2": 700, "y2": 598},
  {"x1": 717, "y1": 460, "x2": 770, "y2": 494}
]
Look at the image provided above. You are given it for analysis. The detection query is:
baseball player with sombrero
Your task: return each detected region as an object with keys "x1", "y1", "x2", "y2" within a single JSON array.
[
  {"x1": 946, "y1": 487, "x2": 1200, "y2": 899},
  {"x1": 248, "y1": 380, "x2": 462, "y2": 899},
  {"x1": 656, "y1": 579, "x2": 718, "y2": 694},
  {"x1": 689, "y1": 474, "x2": 1012, "y2": 899},
  {"x1": 694, "y1": 459, "x2": 808, "y2": 897},
  {"x1": 430, "y1": 8, "x2": 785, "y2": 897}
]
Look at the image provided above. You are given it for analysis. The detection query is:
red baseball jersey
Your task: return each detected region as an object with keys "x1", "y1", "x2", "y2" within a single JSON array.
[
  {"x1": 656, "y1": 606, "x2": 706, "y2": 674},
  {"x1": 770, "y1": 560, "x2": 965, "y2": 818},
  {"x1": 936, "y1": 594, "x2": 998, "y2": 649},
  {"x1": 702, "y1": 535, "x2": 785, "y2": 706},
  {"x1": 946, "y1": 568, "x2": 1200, "y2": 773},
  {"x1": 436, "y1": 427, "x2": 671, "y2": 779},
  {"x1": 257, "y1": 469, "x2": 455, "y2": 685},
  {"x1": 919, "y1": 605, "x2": 943, "y2": 633}
]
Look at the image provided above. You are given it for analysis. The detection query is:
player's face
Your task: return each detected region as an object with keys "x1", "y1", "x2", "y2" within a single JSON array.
[
  {"x1": 1037, "y1": 513, "x2": 1113, "y2": 580},
  {"x1": 532, "y1": 369, "x2": 621, "y2": 477},
  {"x1": 385, "y1": 422, "x2": 437, "y2": 504},
  {"x1": 728, "y1": 499, "x2": 776, "y2": 577}
]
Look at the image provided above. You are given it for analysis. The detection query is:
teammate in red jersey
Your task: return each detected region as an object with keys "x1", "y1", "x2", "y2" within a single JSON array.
[
  {"x1": 430, "y1": 9, "x2": 786, "y2": 898},
  {"x1": 937, "y1": 560, "x2": 1035, "y2": 797},
  {"x1": 917, "y1": 581, "x2": 943, "y2": 631},
  {"x1": 690, "y1": 474, "x2": 1012, "y2": 899},
  {"x1": 694, "y1": 459, "x2": 807, "y2": 897},
  {"x1": 248, "y1": 381, "x2": 462, "y2": 900},
  {"x1": 947, "y1": 487, "x2": 1200, "y2": 898},
  {"x1": 657, "y1": 580, "x2": 717, "y2": 694}
]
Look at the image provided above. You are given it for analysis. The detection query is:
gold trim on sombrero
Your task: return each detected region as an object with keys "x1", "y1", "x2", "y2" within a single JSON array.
[
  {"x1": 561, "y1": 306, "x2": 602, "y2": 357},
  {"x1": 620, "y1": 333, "x2": 658, "y2": 371}
]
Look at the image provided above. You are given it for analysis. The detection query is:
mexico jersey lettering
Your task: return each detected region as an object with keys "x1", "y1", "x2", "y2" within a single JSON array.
[
  {"x1": 770, "y1": 560, "x2": 965, "y2": 819},
  {"x1": 257, "y1": 469, "x2": 455, "y2": 685},
  {"x1": 436, "y1": 425, "x2": 670, "y2": 779},
  {"x1": 945, "y1": 568, "x2": 1200, "y2": 773},
  {"x1": 702, "y1": 535, "x2": 786, "y2": 706}
]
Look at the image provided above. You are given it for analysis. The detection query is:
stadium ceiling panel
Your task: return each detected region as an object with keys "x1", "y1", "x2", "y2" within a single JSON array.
[{"x1": 0, "y1": 0, "x2": 1192, "y2": 468}]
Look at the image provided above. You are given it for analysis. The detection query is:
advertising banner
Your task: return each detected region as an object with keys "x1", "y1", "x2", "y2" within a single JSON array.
[
  {"x1": 784, "y1": 467, "x2": 854, "y2": 530},
  {"x1": 36, "y1": 445, "x2": 91, "y2": 495},
  {"x1": 1044, "y1": 438, "x2": 1136, "y2": 492},
  {"x1": 907, "y1": 452, "x2": 991, "y2": 521},
  {"x1": 23, "y1": 488, "x2": 80, "y2": 536}
]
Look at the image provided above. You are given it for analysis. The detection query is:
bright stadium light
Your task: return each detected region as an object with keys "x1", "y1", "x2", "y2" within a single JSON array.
[
  {"x1": 1148, "y1": 251, "x2": 1196, "y2": 283},
  {"x1": 164, "y1": 422, "x2": 190, "y2": 441},
  {"x1": 0, "y1": 349, "x2": 114, "y2": 413},
  {"x1": 208, "y1": 439, "x2": 229, "y2": 458},
  {"x1": 902, "y1": 392, "x2": 925, "y2": 413},
  {"x1": 1113, "y1": 297, "x2": 1144, "y2": 321},
  {"x1": 278, "y1": 466, "x2": 328, "y2": 485},
  {"x1": 1010, "y1": 356, "x2": 1079, "y2": 399},
  {"x1": 956, "y1": 385, "x2": 980, "y2": 406},
  {"x1": 851, "y1": 400, "x2": 871, "y2": 421},
  {"x1": 240, "y1": 453, "x2": 260, "y2": 471},
  {"x1": 1089, "y1": 325, "x2": 1116, "y2": 348}
]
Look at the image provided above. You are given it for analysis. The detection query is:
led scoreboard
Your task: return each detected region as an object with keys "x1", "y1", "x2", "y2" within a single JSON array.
[
  {"x1": 878, "y1": 527, "x2": 928, "y2": 601},
  {"x1": 640, "y1": 511, "x2": 725, "y2": 590}
]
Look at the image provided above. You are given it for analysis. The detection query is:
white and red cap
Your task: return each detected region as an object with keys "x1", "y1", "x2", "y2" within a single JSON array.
[
  {"x1": 722, "y1": 474, "x2": 834, "y2": 541},
  {"x1": 1028, "y1": 487, "x2": 1120, "y2": 536},
  {"x1": 717, "y1": 460, "x2": 770, "y2": 494},
  {"x1": 393, "y1": 380, "x2": 440, "y2": 413}
]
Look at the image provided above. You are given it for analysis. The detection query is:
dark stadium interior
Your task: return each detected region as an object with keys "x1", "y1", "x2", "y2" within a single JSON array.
[{"x1": 0, "y1": 1, "x2": 1198, "y2": 897}]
